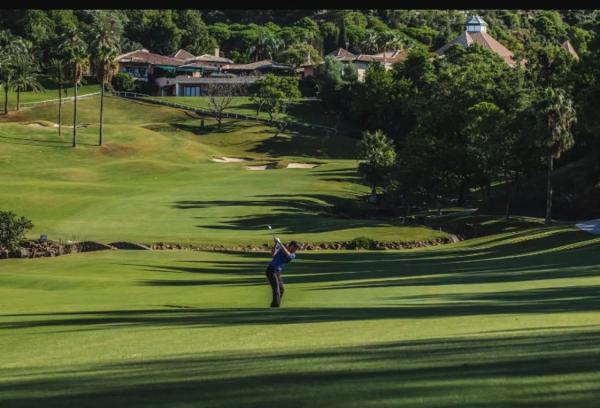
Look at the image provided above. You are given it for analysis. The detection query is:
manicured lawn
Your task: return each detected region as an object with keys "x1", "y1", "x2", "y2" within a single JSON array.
[
  {"x1": 0, "y1": 96, "x2": 444, "y2": 245},
  {"x1": 3, "y1": 84, "x2": 101, "y2": 110},
  {"x1": 145, "y1": 96, "x2": 339, "y2": 128},
  {"x1": 2, "y1": 90, "x2": 600, "y2": 407},
  {"x1": 1, "y1": 225, "x2": 600, "y2": 407}
]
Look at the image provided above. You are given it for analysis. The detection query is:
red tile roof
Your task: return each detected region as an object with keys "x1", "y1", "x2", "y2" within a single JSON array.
[
  {"x1": 327, "y1": 48, "x2": 356, "y2": 62},
  {"x1": 355, "y1": 50, "x2": 407, "y2": 63},
  {"x1": 185, "y1": 54, "x2": 234, "y2": 64},
  {"x1": 178, "y1": 62, "x2": 219, "y2": 71},
  {"x1": 435, "y1": 31, "x2": 516, "y2": 67},
  {"x1": 226, "y1": 60, "x2": 274, "y2": 70},
  {"x1": 226, "y1": 59, "x2": 294, "y2": 71},
  {"x1": 116, "y1": 49, "x2": 185, "y2": 67},
  {"x1": 171, "y1": 49, "x2": 196, "y2": 60}
]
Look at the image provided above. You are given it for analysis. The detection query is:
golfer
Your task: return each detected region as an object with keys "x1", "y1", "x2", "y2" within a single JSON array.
[{"x1": 265, "y1": 237, "x2": 299, "y2": 308}]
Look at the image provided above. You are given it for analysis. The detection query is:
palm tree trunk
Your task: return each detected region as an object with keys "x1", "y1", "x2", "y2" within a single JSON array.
[
  {"x1": 458, "y1": 180, "x2": 467, "y2": 207},
  {"x1": 72, "y1": 80, "x2": 77, "y2": 148},
  {"x1": 3, "y1": 85, "x2": 7, "y2": 115},
  {"x1": 16, "y1": 90, "x2": 20, "y2": 111},
  {"x1": 505, "y1": 171, "x2": 512, "y2": 221},
  {"x1": 545, "y1": 155, "x2": 554, "y2": 225},
  {"x1": 58, "y1": 82, "x2": 62, "y2": 138},
  {"x1": 99, "y1": 83, "x2": 104, "y2": 146}
]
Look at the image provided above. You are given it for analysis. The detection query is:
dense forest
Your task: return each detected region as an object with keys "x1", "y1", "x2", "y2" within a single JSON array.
[
  {"x1": 1, "y1": 9, "x2": 599, "y2": 221},
  {"x1": 1, "y1": 10, "x2": 597, "y2": 65}
]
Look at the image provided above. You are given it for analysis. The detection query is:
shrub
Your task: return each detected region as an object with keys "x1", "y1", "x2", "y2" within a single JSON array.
[
  {"x1": 299, "y1": 75, "x2": 318, "y2": 97},
  {"x1": 273, "y1": 160, "x2": 289, "y2": 169},
  {"x1": 347, "y1": 236, "x2": 377, "y2": 250},
  {"x1": 0, "y1": 211, "x2": 33, "y2": 250},
  {"x1": 112, "y1": 72, "x2": 137, "y2": 92},
  {"x1": 132, "y1": 77, "x2": 158, "y2": 95}
]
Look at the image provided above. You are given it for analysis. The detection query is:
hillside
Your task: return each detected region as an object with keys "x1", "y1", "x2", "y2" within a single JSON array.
[{"x1": 0, "y1": 96, "x2": 448, "y2": 246}]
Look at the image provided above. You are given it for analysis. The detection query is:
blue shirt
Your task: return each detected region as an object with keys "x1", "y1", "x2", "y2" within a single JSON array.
[{"x1": 269, "y1": 250, "x2": 296, "y2": 273}]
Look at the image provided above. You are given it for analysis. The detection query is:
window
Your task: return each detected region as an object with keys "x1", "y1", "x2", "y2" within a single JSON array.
[
  {"x1": 124, "y1": 66, "x2": 147, "y2": 78},
  {"x1": 183, "y1": 86, "x2": 201, "y2": 97}
]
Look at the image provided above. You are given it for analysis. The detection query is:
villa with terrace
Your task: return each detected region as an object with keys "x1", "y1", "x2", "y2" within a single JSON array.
[
  {"x1": 116, "y1": 17, "x2": 579, "y2": 96},
  {"x1": 115, "y1": 47, "x2": 296, "y2": 96}
]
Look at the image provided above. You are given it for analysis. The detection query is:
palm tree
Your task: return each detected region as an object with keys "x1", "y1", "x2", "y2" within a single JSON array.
[
  {"x1": 47, "y1": 58, "x2": 66, "y2": 137},
  {"x1": 92, "y1": 28, "x2": 119, "y2": 146},
  {"x1": 360, "y1": 30, "x2": 379, "y2": 54},
  {"x1": 0, "y1": 31, "x2": 19, "y2": 115},
  {"x1": 11, "y1": 53, "x2": 44, "y2": 111},
  {"x1": 254, "y1": 29, "x2": 283, "y2": 61},
  {"x1": 60, "y1": 31, "x2": 89, "y2": 148},
  {"x1": 0, "y1": 53, "x2": 13, "y2": 115},
  {"x1": 384, "y1": 34, "x2": 404, "y2": 56},
  {"x1": 535, "y1": 87, "x2": 577, "y2": 225}
]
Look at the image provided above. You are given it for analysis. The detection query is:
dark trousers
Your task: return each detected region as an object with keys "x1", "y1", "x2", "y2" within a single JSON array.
[{"x1": 265, "y1": 266, "x2": 284, "y2": 307}]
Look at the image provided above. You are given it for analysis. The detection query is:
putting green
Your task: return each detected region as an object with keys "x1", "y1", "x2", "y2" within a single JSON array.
[
  {"x1": 0, "y1": 96, "x2": 447, "y2": 245},
  {"x1": 1, "y1": 225, "x2": 600, "y2": 407}
]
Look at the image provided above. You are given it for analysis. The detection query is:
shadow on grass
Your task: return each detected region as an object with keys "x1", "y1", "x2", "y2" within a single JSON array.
[
  {"x1": 0, "y1": 134, "x2": 71, "y2": 148},
  {"x1": 5, "y1": 281, "x2": 600, "y2": 330},
  {"x1": 169, "y1": 121, "x2": 244, "y2": 135},
  {"x1": 311, "y1": 168, "x2": 360, "y2": 183},
  {"x1": 129, "y1": 227, "x2": 600, "y2": 291},
  {"x1": 2, "y1": 329, "x2": 600, "y2": 407},
  {"x1": 248, "y1": 128, "x2": 357, "y2": 159},
  {"x1": 172, "y1": 193, "x2": 392, "y2": 234}
]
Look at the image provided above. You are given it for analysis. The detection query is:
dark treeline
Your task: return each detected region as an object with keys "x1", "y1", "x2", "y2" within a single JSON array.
[
  {"x1": 311, "y1": 12, "x2": 600, "y2": 222},
  {"x1": 1, "y1": 10, "x2": 598, "y2": 66}
]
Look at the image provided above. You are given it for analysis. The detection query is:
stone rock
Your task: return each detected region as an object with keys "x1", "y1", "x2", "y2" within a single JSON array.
[{"x1": 108, "y1": 242, "x2": 150, "y2": 250}]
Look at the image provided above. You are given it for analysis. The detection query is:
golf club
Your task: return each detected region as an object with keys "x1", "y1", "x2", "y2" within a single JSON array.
[{"x1": 268, "y1": 225, "x2": 281, "y2": 252}]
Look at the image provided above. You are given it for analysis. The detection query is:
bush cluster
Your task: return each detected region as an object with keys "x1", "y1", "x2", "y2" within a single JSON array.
[{"x1": 0, "y1": 211, "x2": 34, "y2": 251}]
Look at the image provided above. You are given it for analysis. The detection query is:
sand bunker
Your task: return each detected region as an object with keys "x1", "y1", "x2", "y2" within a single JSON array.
[
  {"x1": 286, "y1": 163, "x2": 320, "y2": 169},
  {"x1": 26, "y1": 121, "x2": 89, "y2": 129},
  {"x1": 246, "y1": 164, "x2": 275, "y2": 170},
  {"x1": 245, "y1": 162, "x2": 321, "y2": 170},
  {"x1": 211, "y1": 156, "x2": 249, "y2": 163},
  {"x1": 25, "y1": 121, "x2": 58, "y2": 128}
]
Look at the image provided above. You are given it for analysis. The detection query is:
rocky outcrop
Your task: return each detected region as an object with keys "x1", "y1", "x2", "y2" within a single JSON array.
[
  {"x1": 147, "y1": 235, "x2": 462, "y2": 253},
  {"x1": 1, "y1": 234, "x2": 463, "y2": 260},
  {"x1": 0, "y1": 240, "x2": 115, "y2": 259}
]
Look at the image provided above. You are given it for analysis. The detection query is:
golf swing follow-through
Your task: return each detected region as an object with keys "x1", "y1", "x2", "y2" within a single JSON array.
[{"x1": 265, "y1": 225, "x2": 299, "y2": 308}]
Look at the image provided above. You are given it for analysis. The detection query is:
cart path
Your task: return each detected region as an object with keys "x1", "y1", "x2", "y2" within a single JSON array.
[{"x1": 575, "y1": 219, "x2": 600, "y2": 235}]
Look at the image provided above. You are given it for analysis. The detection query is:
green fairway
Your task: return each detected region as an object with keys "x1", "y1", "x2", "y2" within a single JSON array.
[
  {"x1": 144, "y1": 96, "x2": 339, "y2": 128},
  {"x1": 1, "y1": 225, "x2": 600, "y2": 407},
  {"x1": 0, "y1": 95, "x2": 446, "y2": 246}
]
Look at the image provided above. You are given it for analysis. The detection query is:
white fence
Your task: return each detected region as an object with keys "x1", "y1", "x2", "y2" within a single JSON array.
[{"x1": 18, "y1": 92, "x2": 101, "y2": 108}]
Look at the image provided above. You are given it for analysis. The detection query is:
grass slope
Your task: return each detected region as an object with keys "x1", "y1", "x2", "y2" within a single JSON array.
[
  {"x1": 3, "y1": 84, "x2": 101, "y2": 110},
  {"x1": 145, "y1": 96, "x2": 339, "y2": 128},
  {"x1": 1, "y1": 225, "x2": 600, "y2": 407},
  {"x1": 0, "y1": 95, "x2": 444, "y2": 245}
]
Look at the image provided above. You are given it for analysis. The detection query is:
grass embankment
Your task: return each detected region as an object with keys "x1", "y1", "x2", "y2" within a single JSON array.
[
  {"x1": 1, "y1": 225, "x2": 600, "y2": 407},
  {"x1": 145, "y1": 96, "x2": 339, "y2": 129},
  {"x1": 3, "y1": 84, "x2": 101, "y2": 110},
  {"x1": 0, "y1": 95, "x2": 444, "y2": 245}
]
